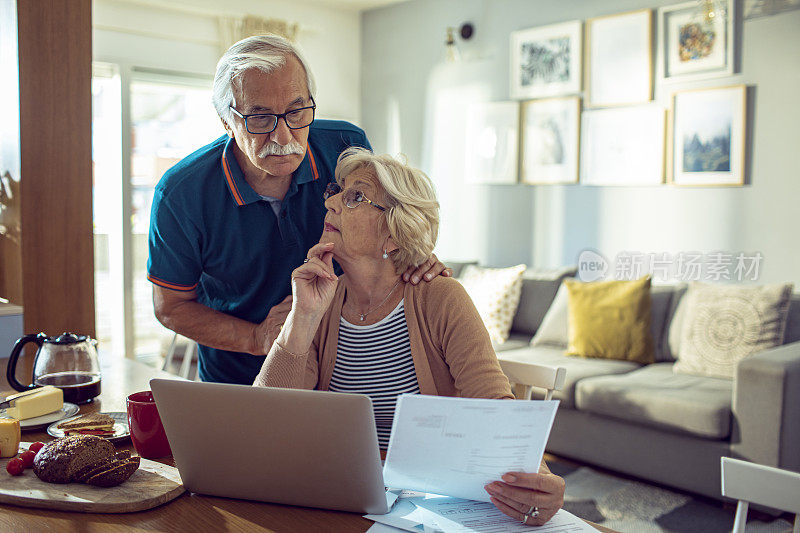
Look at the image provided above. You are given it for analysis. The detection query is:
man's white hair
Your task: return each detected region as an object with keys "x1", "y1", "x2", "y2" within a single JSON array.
[{"x1": 212, "y1": 34, "x2": 317, "y2": 126}]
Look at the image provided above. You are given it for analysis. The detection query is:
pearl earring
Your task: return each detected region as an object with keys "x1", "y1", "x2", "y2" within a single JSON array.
[{"x1": 382, "y1": 250, "x2": 389, "y2": 259}]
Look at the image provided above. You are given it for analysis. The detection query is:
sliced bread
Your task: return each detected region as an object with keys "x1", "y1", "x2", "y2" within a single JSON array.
[{"x1": 85, "y1": 456, "x2": 140, "y2": 487}]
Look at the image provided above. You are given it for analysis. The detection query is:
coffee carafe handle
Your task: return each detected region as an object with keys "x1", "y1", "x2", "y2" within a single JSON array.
[{"x1": 6, "y1": 333, "x2": 46, "y2": 392}]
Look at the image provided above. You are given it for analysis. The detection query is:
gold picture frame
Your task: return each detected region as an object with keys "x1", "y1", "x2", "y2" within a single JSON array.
[
  {"x1": 585, "y1": 9, "x2": 654, "y2": 108},
  {"x1": 668, "y1": 84, "x2": 747, "y2": 187},
  {"x1": 520, "y1": 96, "x2": 581, "y2": 185},
  {"x1": 580, "y1": 104, "x2": 666, "y2": 186}
]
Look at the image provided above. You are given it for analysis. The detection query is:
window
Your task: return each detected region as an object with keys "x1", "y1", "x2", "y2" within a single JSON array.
[{"x1": 93, "y1": 65, "x2": 222, "y2": 360}]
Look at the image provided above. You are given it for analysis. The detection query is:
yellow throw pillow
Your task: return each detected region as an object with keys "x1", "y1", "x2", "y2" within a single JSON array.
[{"x1": 565, "y1": 276, "x2": 654, "y2": 363}]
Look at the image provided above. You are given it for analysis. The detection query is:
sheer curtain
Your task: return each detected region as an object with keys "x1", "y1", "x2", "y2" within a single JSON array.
[{"x1": 217, "y1": 15, "x2": 299, "y2": 54}]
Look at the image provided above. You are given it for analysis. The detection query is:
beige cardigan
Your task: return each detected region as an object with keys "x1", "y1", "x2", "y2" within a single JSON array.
[{"x1": 254, "y1": 276, "x2": 513, "y2": 399}]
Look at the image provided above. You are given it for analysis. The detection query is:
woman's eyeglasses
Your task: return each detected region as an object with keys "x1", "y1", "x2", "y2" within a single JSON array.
[{"x1": 323, "y1": 183, "x2": 386, "y2": 211}]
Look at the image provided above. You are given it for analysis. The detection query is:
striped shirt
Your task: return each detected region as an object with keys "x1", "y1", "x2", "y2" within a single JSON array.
[{"x1": 329, "y1": 300, "x2": 419, "y2": 449}]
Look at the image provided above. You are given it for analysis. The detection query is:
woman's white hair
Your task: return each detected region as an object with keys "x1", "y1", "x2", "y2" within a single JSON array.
[
  {"x1": 334, "y1": 147, "x2": 440, "y2": 274},
  {"x1": 213, "y1": 34, "x2": 316, "y2": 125}
]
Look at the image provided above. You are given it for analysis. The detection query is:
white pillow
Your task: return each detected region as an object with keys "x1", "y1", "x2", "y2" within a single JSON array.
[
  {"x1": 530, "y1": 281, "x2": 570, "y2": 347},
  {"x1": 673, "y1": 282, "x2": 794, "y2": 379},
  {"x1": 458, "y1": 264, "x2": 526, "y2": 344}
]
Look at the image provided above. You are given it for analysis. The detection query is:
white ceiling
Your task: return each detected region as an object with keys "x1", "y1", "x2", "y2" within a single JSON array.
[
  {"x1": 299, "y1": 0, "x2": 409, "y2": 11},
  {"x1": 102, "y1": 0, "x2": 411, "y2": 15}
]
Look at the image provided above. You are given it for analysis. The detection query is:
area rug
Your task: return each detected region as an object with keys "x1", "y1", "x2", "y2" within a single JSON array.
[{"x1": 548, "y1": 461, "x2": 793, "y2": 532}]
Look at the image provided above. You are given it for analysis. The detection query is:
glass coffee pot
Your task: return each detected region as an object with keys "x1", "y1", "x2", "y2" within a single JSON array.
[{"x1": 6, "y1": 332, "x2": 102, "y2": 404}]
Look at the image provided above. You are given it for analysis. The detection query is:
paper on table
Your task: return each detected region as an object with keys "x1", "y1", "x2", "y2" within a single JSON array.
[
  {"x1": 383, "y1": 395, "x2": 559, "y2": 502},
  {"x1": 366, "y1": 492, "x2": 599, "y2": 533},
  {"x1": 413, "y1": 496, "x2": 598, "y2": 532},
  {"x1": 366, "y1": 523, "x2": 418, "y2": 533}
]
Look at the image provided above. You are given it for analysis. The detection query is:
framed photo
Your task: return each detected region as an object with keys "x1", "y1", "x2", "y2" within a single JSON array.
[
  {"x1": 580, "y1": 105, "x2": 666, "y2": 186},
  {"x1": 657, "y1": 0, "x2": 735, "y2": 81},
  {"x1": 586, "y1": 9, "x2": 653, "y2": 107},
  {"x1": 520, "y1": 97, "x2": 580, "y2": 184},
  {"x1": 464, "y1": 101, "x2": 519, "y2": 185},
  {"x1": 670, "y1": 85, "x2": 746, "y2": 186},
  {"x1": 509, "y1": 21, "x2": 582, "y2": 99}
]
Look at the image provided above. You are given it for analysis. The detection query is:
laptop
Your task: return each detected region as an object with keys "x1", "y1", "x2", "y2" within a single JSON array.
[{"x1": 150, "y1": 379, "x2": 389, "y2": 514}]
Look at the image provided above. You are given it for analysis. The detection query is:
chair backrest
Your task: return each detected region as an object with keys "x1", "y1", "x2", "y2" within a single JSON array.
[
  {"x1": 721, "y1": 457, "x2": 800, "y2": 533},
  {"x1": 162, "y1": 333, "x2": 199, "y2": 381},
  {"x1": 496, "y1": 359, "x2": 566, "y2": 401}
]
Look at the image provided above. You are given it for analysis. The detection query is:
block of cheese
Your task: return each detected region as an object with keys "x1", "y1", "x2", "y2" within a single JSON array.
[
  {"x1": 4, "y1": 385, "x2": 64, "y2": 420},
  {"x1": 0, "y1": 417, "x2": 21, "y2": 458}
]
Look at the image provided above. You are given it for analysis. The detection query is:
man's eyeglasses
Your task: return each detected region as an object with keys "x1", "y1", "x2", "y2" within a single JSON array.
[
  {"x1": 229, "y1": 97, "x2": 316, "y2": 134},
  {"x1": 323, "y1": 182, "x2": 386, "y2": 211}
]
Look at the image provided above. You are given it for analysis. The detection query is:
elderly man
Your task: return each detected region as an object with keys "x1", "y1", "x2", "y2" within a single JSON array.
[{"x1": 148, "y1": 35, "x2": 447, "y2": 384}]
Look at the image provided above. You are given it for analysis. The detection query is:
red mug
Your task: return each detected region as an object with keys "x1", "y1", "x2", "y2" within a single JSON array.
[{"x1": 126, "y1": 391, "x2": 172, "y2": 459}]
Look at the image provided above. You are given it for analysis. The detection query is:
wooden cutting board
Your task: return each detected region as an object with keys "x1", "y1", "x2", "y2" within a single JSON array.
[{"x1": 0, "y1": 444, "x2": 185, "y2": 513}]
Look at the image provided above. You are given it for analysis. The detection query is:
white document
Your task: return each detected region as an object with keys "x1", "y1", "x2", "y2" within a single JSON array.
[
  {"x1": 366, "y1": 492, "x2": 599, "y2": 533},
  {"x1": 383, "y1": 395, "x2": 559, "y2": 502}
]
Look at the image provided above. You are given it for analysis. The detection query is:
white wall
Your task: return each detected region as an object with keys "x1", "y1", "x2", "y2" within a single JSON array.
[
  {"x1": 93, "y1": 0, "x2": 362, "y2": 123},
  {"x1": 361, "y1": 0, "x2": 800, "y2": 286}
]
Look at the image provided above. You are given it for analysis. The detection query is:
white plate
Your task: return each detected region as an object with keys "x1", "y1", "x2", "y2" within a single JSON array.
[
  {"x1": 0, "y1": 403, "x2": 80, "y2": 431},
  {"x1": 47, "y1": 411, "x2": 130, "y2": 443}
]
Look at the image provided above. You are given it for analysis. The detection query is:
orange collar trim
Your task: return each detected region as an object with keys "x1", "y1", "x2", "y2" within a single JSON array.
[{"x1": 221, "y1": 151, "x2": 245, "y2": 206}]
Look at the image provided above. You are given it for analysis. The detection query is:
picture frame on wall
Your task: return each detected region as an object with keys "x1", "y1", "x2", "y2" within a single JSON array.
[
  {"x1": 670, "y1": 85, "x2": 746, "y2": 186},
  {"x1": 580, "y1": 105, "x2": 666, "y2": 186},
  {"x1": 509, "y1": 21, "x2": 583, "y2": 100},
  {"x1": 520, "y1": 97, "x2": 580, "y2": 184},
  {"x1": 586, "y1": 9, "x2": 653, "y2": 107},
  {"x1": 464, "y1": 101, "x2": 520, "y2": 185},
  {"x1": 657, "y1": 0, "x2": 735, "y2": 82}
]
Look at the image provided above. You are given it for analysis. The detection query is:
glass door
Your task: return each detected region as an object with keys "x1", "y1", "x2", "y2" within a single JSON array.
[
  {"x1": 93, "y1": 65, "x2": 222, "y2": 360},
  {"x1": 129, "y1": 78, "x2": 222, "y2": 358}
]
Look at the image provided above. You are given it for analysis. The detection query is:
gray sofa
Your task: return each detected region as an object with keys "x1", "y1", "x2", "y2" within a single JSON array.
[{"x1": 452, "y1": 263, "x2": 800, "y2": 501}]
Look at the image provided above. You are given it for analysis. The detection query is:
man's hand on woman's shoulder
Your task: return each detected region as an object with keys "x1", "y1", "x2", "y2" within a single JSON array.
[{"x1": 403, "y1": 253, "x2": 453, "y2": 285}]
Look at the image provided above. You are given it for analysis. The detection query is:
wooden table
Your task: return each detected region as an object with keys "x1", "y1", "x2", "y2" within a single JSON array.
[{"x1": 1, "y1": 356, "x2": 616, "y2": 532}]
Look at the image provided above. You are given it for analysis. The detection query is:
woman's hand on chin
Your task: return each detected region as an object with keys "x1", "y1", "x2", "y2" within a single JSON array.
[{"x1": 291, "y1": 242, "x2": 339, "y2": 317}]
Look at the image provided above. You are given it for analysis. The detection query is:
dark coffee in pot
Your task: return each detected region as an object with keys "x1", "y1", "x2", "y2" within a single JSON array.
[{"x1": 36, "y1": 372, "x2": 101, "y2": 404}]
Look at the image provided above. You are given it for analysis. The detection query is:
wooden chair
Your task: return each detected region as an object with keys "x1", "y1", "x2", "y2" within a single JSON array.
[
  {"x1": 162, "y1": 333, "x2": 198, "y2": 381},
  {"x1": 497, "y1": 358, "x2": 566, "y2": 401},
  {"x1": 721, "y1": 456, "x2": 800, "y2": 533}
]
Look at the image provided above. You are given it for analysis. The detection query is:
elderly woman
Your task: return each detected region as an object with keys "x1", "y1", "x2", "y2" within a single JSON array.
[{"x1": 254, "y1": 147, "x2": 564, "y2": 526}]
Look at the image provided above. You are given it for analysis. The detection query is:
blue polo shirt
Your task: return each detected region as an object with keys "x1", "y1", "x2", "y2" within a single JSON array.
[{"x1": 147, "y1": 120, "x2": 371, "y2": 384}]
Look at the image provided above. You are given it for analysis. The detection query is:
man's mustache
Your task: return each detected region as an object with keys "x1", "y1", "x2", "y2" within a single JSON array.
[{"x1": 259, "y1": 141, "x2": 305, "y2": 157}]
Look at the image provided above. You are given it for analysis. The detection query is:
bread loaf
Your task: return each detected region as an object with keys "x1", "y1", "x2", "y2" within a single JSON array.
[
  {"x1": 33, "y1": 435, "x2": 115, "y2": 484},
  {"x1": 73, "y1": 449, "x2": 133, "y2": 482},
  {"x1": 85, "y1": 456, "x2": 140, "y2": 487}
]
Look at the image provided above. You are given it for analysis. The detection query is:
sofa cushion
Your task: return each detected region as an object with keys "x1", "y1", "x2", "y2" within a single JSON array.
[
  {"x1": 532, "y1": 281, "x2": 672, "y2": 362},
  {"x1": 511, "y1": 267, "x2": 576, "y2": 336},
  {"x1": 673, "y1": 282, "x2": 794, "y2": 379},
  {"x1": 445, "y1": 260, "x2": 478, "y2": 278},
  {"x1": 650, "y1": 285, "x2": 675, "y2": 362},
  {"x1": 665, "y1": 284, "x2": 689, "y2": 360},
  {"x1": 565, "y1": 276, "x2": 654, "y2": 363},
  {"x1": 782, "y1": 294, "x2": 800, "y2": 344},
  {"x1": 493, "y1": 333, "x2": 531, "y2": 353},
  {"x1": 458, "y1": 264, "x2": 526, "y2": 344},
  {"x1": 575, "y1": 363, "x2": 733, "y2": 440},
  {"x1": 496, "y1": 345, "x2": 640, "y2": 408},
  {"x1": 530, "y1": 282, "x2": 570, "y2": 347}
]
